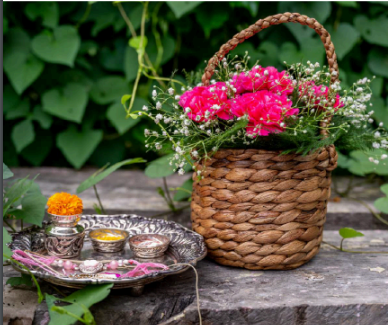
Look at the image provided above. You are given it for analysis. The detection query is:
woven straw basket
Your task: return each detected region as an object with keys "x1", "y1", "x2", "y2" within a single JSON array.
[{"x1": 191, "y1": 12, "x2": 339, "y2": 270}]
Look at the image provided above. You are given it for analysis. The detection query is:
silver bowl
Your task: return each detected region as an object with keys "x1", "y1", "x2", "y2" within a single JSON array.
[
  {"x1": 49, "y1": 213, "x2": 81, "y2": 227},
  {"x1": 129, "y1": 234, "x2": 170, "y2": 258},
  {"x1": 89, "y1": 228, "x2": 129, "y2": 253}
]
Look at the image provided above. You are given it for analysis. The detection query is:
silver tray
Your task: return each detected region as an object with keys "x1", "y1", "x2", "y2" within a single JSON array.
[{"x1": 9, "y1": 215, "x2": 207, "y2": 294}]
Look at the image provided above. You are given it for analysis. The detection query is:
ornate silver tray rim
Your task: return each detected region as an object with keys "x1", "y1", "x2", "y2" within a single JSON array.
[{"x1": 9, "y1": 214, "x2": 207, "y2": 289}]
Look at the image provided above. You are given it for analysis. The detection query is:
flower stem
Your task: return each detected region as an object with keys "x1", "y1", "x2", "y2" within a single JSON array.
[
  {"x1": 93, "y1": 185, "x2": 106, "y2": 215},
  {"x1": 4, "y1": 219, "x2": 17, "y2": 233},
  {"x1": 163, "y1": 177, "x2": 176, "y2": 212},
  {"x1": 322, "y1": 241, "x2": 388, "y2": 254}
]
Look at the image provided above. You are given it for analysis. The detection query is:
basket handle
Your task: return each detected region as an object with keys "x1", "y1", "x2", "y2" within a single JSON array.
[{"x1": 201, "y1": 12, "x2": 339, "y2": 136}]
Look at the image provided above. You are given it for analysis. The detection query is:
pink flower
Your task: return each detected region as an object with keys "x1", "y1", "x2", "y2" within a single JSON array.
[
  {"x1": 299, "y1": 81, "x2": 344, "y2": 110},
  {"x1": 178, "y1": 82, "x2": 233, "y2": 122},
  {"x1": 232, "y1": 66, "x2": 294, "y2": 95},
  {"x1": 229, "y1": 90, "x2": 299, "y2": 136}
]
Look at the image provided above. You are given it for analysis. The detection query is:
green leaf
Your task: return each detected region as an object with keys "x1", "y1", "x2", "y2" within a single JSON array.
[
  {"x1": 6, "y1": 274, "x2": 33, "y2": 287},
  {"x1": 90, "y1": 76, "x2": 130, "y2": 105},
  {"x1": 196, "y1": 10, "x2": 229, "y2": 38},
  {"x1": 129, "y1": 36, "x2": 148, "y2": 50},
  {"x1": 3, "y1": 85, "x2": 20, "y2": 114},
  {"x1": 336, "y1": 1, "x2": 358, "y2": 7},
  {"x1": 4, "y1": 29, "x2": 44, "y2": 95},
  {"x1": 124, "y1": 46, "x2": 138, "y2": 82},
  {"x1": 46, "y1": 284, "x2": 113, "y2": 325},
  {"x1": 167, "y1": 2, "x2": 203, "y2": 18},
  {"x1": 230, "y1": 2, "x2": 259, "y2": 16},
  {"x1": 32, "y1": 105, "x2": 53, "y2": 129},
  {"x1": 339, "y1": 227, "x2": 364, "y2": 239},
  {"x1": 11, "y1": 120, "x2": 35, "y2": 153},
  {"x1": 277, "y1": 2, "x2": 331, "y2": 45},
  {"x1": 173, "y1": 178, "x2": 193, "y2": 201},
  {"x1": 99, "y1": 39, "x2": 126, "y2": 72},
  {"x1": 374, "y1": 184, "x2": 388, "y2": 214},
  {"x1": 7, "y1": 274, "x2": 32, "y2": 287},
  {"x1": 3, "y1": 227, "x2": 12, "y2": 262},
  {"x1": 368, "y1": 48, "x2": 388, "y2": 78},
  {"x1": 328, "y1": 23, "x2": 359, "y2": 60},
  {"x1": 25, "y1": 2, "x2": 59, "y2": 28},
  {"x1": 146, "y1": 35, "x2": 176, "y2": 66},
  {"x1": 336, "y1": 152, "x2": 351, "y2": 169},
  {"x1": 77, "y1": 158, "x2": 146, "y2": 193},
  {"x1": 145, "y1": 154, "x2": 175, "y2": 178},
  {"x1": 21, "y1": 133, "x2": 53, "y2": 166},
  {"x1": 5, "y1": 98, "x2": 30, "y2": 121},
  {"x1": 42, "y1": 83, "x2": 88, "y2": 123},
  {"x1": 279, "y1": 39, "x2": 324, "y2": 67},
  {"x1": 31, "y1": 25, "x2": 81, "y2": 67},
  {"x1": 3, "y1": 17, "x2": 8, "y2": 34},
  {"x1": 3, "y1": 176, "x2": 36, "y2": 217},
  {"x1": 11, "y1": 193, "x2": 47, "y2": 227},
  {"x1": 257, "y1": 41, "x2": 279, "y2": 67},
  {"x1": 370, "y1": 96, "x2": 388, "y2": 129},
  {"x1": 3, "y1": 163, "x2": 14, "y2": 180},
  {"x1": 121, "y1": 94, "x2": 132, "y2": 106},
  {"x1": 354, "y1": 15, "x2": 388, "y2": 47},
  {"x1": 57, "y1": 126, "x2": 103, "y2": 169},
  {"x1": 348, "y1": 150, "x2": 388, "y2": 176},
  {"x1": 107, "y1": 98, "x2": 147, "y2": 134},
  {"x1": 86, "y1": 2, "x2": 118, "y2": 37}
]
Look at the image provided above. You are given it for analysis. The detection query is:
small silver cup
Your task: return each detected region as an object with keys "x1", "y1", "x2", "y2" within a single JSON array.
[
  {"x1": 45, "y1": 214, "x2": 85, "y2": 259},
  {"x1": 129, "y1": 234, "x2": 170, "y2": 258}
]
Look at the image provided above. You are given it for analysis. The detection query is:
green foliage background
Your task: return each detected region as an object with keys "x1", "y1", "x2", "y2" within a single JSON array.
[{"x1": 3, "y1": 1, "x2": 388, "y2": 174}]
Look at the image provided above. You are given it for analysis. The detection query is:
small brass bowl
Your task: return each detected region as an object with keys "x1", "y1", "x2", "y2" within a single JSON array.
[
  {"x1": 129, "y1": 234, "x2": 170, "y2": 258},
  {"x1": 89, "y1": 228, "x2": 129, "y2": 253}
]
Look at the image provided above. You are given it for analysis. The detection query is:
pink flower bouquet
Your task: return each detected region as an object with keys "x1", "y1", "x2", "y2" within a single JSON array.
[{"x1": 133, "y1": 56, "x2": 386, "y2": 174}]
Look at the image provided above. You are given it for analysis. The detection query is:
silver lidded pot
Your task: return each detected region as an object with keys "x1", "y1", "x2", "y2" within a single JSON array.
[{"x1": 45, "y1": 214, "x2": 85, "y2": 259}]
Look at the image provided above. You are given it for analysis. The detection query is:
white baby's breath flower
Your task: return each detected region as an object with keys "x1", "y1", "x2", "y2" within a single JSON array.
[
  {"x1": 144, "y1": 129, "x2": 150, "y2": 136},
  {"x1": 369, "y1": 157, "x2": 375, "y2": 162},
  {"x1": 156, "y1": 101, "x2": 162, "y2": 110},
  {"x1": 142, "y1": 105, "x2": 148, "y2": 111},
  {"x1": 175, "y1": 95, "x2": 180, "y2": 100},
  {"x1": 178, "y1": 168, "x2": 185, "y2": 175},
  {"x1": 168, "y1": 88, "x2": 174, "y2": 95},
  {"x1": 373, "y1": 142, "x2": 380, "y2": 149},
  {"x1": 152, "y1": 90, "x2": 157, "y2": 97},
  {"x1": 375, "y1": 131, "x2": 381, "y2": 138}
]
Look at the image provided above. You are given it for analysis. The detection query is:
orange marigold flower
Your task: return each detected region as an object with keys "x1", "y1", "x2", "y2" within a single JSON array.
[{"x1": 47, "y1": 192, "x2": 83, "y2": 216}]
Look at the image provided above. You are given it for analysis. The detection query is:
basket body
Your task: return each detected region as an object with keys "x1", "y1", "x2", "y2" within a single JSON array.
[{"x1": 191, "y1": 146, "x2": 338, "y2": 270}]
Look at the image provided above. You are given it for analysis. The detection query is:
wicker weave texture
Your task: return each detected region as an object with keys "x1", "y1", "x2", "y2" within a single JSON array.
[{"x1": 191, "y1": 146, "x2": 338, "y2": 270}]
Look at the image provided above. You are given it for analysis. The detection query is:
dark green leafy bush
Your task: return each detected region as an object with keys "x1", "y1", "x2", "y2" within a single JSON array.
[{"x1": 3, "y1": 1, "x2": 388, "y2": 176}]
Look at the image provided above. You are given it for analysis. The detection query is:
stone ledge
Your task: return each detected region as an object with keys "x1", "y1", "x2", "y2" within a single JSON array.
[
  {"x1": 5, "y1": 167, "x2": 388, "y2": 230},
  {"x1": 2, "y1": 230, "x2": 386, "y2": 325}
]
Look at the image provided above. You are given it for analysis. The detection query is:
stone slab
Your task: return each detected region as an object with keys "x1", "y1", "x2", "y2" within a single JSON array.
[
  {"x1": 4, "y1": 167, "x2": 388, "y2": 230},
  {"x1": 3, "y1": 231, "x2": 388, "y2": 325}
]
